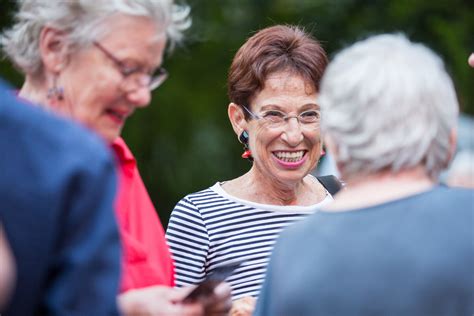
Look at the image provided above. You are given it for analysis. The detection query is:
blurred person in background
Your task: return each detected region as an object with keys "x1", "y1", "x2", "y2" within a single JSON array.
[
  {"x1": 0, "y1": 223, "x2": 15, "y2": 312},
  {"x1": 1, "y1": 0, "x2": 230, "y2": 315},
  {"x1": 445, "y1": 114, "x2": 474, "y2": 188},
  {"x1": 166, "y1": 25, "x2": 338, "y2": 316},
  {"x1": 444, "y1": 53, "x2": 474, "y2": 188},
  {"x1": 254, "y1": 34, "x2": 474, "y2": 315},
  {"x1": 0, "y1": 77, "x2": 120, "y2": 315}
]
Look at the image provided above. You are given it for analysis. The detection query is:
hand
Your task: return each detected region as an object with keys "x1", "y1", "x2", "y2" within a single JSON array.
[
  {"x1": 118, "y1": 283, "x2": 232, "y2": 316},
  {"x1": 199, "y1": 282, "x2": 232, "y2": 316},
  {"x1": 0, "y1": 225, "x2": 15, "y2": 309},
  {"x1": 230, "y1": 296, "x2": 256, "y2": 316},
  {"x1": 118, "y1": 285, "x2": 203, "y2": 316}
]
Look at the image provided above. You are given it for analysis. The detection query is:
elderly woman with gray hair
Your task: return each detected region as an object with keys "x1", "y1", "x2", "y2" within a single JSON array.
[
  {"x1": 255, "y1": 34, "x2": 474, "y2": 315},
  {"x1": 1, "y1": 0, "x2": 230, "y2": 315}
]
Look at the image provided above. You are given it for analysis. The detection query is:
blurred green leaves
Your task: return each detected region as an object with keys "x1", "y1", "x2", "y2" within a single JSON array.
[{"x1": 1, "y1": 0, "x2": 473, "y2": 225}]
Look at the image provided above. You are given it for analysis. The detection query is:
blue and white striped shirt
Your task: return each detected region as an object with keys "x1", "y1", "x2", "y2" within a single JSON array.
[{"x1": 166, "y1": 182, "x2": 333, "y2": 299}]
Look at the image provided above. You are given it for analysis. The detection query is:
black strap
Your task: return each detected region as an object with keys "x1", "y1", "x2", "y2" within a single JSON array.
[{"x1": 316, "y1": 175, "x2": 343, "y2": 196}]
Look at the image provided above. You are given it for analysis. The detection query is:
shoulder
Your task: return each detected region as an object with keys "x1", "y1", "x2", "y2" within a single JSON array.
[
  {"x1": 315, "y1": 175, "x2": 343, "y2": 196},
  {"x1": 438, "y1": 185, "x2": 474, "y2": 200},
  {"x1": 170, "y1": 184, "x2": 236, "y2": 221},
  {"x1": 0, "y1": 86, "x2": 113, "y2": 170},
  {"x1": 413, "y1": 186, "x2": 473, "y2": 213},
  {"x1": 175, "y1": 185, "x2": 223, "y2": 206},
  {"x1": 0, "y1": 85, "x2": 115, "y2": 204},
  {"x1": 424, "y1": 186, "x2": 474, "y2": 228}
]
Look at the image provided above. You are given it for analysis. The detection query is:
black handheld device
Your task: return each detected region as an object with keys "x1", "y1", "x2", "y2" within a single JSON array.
[{"x1": 183, "y1": 261, "x2": 242, "y2": 303}]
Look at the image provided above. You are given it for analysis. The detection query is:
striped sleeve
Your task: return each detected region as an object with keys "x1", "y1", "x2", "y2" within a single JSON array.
[{"x1": 166, "y1": 195, "x2": 209, "y2": 287}]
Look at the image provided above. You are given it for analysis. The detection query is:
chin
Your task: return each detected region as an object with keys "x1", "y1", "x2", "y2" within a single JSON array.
[
  {"x1": 99, "y1": 129, "x2": 121, "y2": 144},
  {"x1": 274, "y1": 170, "x2": 309, "y2": 184}
]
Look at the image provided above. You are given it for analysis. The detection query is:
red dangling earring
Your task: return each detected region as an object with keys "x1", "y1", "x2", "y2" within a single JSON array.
[
  {"x1": 239, "y1": 131, "x2": 253, "y2": 162},
  {"x1": 241, "y1": 150, "x2": 252, "y2": 159}
]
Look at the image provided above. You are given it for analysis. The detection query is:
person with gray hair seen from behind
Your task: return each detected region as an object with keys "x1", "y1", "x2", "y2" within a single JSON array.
[
  {"x1": 1, "y1": 0, "x2": 230, "y2": 315},
  {"x1": 255, "y1": 34, "x2": 474, "y2": 315}
]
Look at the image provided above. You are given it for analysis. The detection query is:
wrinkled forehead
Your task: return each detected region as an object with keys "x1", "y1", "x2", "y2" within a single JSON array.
[
  {"x1": 263, "y1": 71, "x2": 317, "y2": 95},
  {"x1": 97, "y1": 14, "x2": 167, "y2": 64},
  {"x1": 98, "y1": 13, "x2": 167, "y2": 42}
]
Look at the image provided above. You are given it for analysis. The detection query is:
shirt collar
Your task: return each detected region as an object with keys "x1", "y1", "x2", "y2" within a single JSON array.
[{"x1": 111, "y1": 137, "x2": 136, "y2": 165}]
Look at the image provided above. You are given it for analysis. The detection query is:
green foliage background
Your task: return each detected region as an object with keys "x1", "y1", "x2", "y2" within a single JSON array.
[{"x1": 1, "y1": 0, "x2": 473, "y2": 226}]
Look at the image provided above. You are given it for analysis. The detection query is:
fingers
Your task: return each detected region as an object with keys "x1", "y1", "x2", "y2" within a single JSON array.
[
  {"x1": 230, "y1": 296, "x2": 256, "y2": 316},
  {"x1": 118, "y1": 286, "x2": 205, "y2": 316},
  {"x1": 164, "y1": 287, "x2": 207, "y2": 315},
  {"x1": 202, "y1": 283, "x2": 232, "y2": 316},
  {"x1": 214, "y1": 282, "x2": 231, "y2": 299},
  {"x1": 169, "y1": 302, "x2": 204, "y2": 316},
  {"x1": 168, "y1": 286, "x2": 194, "y2": 303}
]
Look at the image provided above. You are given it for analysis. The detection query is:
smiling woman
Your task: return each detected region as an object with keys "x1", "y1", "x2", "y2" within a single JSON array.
[
  {"x1": 31, "y1": 14, "x2": 167, "y2": 142},
  {"x1": 166, "y1": 24, "x2": 332, "y2": 316},
  {"x1": 234, "y1": 71, "x2": 322, "y2": 186}
]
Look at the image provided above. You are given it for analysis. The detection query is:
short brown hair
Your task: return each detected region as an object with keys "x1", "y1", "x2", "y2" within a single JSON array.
[{"x1": 228, "y1": 25, "x2": 328, "y2": 117}]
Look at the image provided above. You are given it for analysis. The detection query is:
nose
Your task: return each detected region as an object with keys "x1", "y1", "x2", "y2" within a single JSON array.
[
  {"x1": 281, "y1": 117, "x2": 304, "y2": 145},
  {"x1": 126, "y1": 86, "x2": 152, "y2": 108}
]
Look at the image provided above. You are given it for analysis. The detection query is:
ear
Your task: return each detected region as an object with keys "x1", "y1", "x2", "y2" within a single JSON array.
[
  {"x1": 39, "y1": 26, "x2": 69, "y2": 74},
  {"x1": 228, "y1": 103, "x2": 248, "y2": 137},
  {"x1": 446, "y1": 127, "x2": 458, "y2": 166}
]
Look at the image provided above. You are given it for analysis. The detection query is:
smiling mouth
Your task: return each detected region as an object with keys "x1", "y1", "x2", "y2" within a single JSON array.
[
  {"x1": 106, "y1": 109, "x2": 131, "y2": 123},
  {"x1": 273, "y1": 150, "x2": 307, "y2": 163}
]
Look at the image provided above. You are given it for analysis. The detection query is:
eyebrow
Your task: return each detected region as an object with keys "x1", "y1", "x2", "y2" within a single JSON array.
[
  {"x1": 118, "y1": 55, "x2": 161, "y2": 73},
  {"x1": 260, "y1": 103, "x2": 320, "y2": 112}
]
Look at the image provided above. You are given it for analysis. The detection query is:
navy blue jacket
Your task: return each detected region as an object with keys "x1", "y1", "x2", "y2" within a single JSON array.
[{"x1": 0, "y1": 80, "x2": 121, "y2": 315}]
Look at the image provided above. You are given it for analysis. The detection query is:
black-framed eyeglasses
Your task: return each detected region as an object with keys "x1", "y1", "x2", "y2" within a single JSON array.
[
  {"x1": 93, "y1": 41, "x2": 168, "y2": 92},
  {"x1": 242, "y1": 105, "x2": 320, "y2": 129}
]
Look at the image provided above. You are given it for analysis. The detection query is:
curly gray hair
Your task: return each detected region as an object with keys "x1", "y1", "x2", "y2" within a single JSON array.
[
  {"x1": 1, "y1": 0, "x2": 191, "y2": 77},
  {"x1": 319, "y1": 34, "x2": 459, "y2": 180}
]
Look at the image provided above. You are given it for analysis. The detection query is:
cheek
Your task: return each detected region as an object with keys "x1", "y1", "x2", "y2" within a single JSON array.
[
  {"x1": 251, "y1": 128, "x2": 278, "y2": 150},
  {"x1": 67, "y1": 54, "x2": 120, "y2": 101},
  {"x1": 84, "y1": 69, "x2": 118, "y2": 98},
  {"x1": 75, "y1": 87, "x2": 106, "y2": 115},
  {"x1": 69, "y1": 83, "x2": 121, "y2": 132},
  {"x1": 74, "y1": 71, "x2": 120, "y2": 106},
  {"x1": 306, "y1": 130, "x2": 322, "y2": 149}
]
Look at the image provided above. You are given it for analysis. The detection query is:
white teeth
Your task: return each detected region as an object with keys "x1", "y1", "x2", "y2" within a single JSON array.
[{"x1": 274, "y1": 151, "x2": 305, "y2": 162}]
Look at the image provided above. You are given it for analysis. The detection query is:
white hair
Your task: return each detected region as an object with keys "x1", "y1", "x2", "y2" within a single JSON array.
[
  {"x1": 319, "y1": 34, "x2": 459, "y2": 180},
  {"x1": 1, "y1": 0, "x2": 191, "y2": 76}
]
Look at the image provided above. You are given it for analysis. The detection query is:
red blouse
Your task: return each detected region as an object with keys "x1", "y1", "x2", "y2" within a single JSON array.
[{"x1": 112, "y1": 137, "x2": 174, "y2": 292}]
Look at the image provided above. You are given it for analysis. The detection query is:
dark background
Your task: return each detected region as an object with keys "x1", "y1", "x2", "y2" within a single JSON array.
[{"x1": 1, "y1": 0, "x2": 473, "y2": 226}]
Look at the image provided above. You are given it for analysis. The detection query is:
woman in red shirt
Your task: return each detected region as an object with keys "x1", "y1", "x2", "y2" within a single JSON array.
[{"x1": 2, "y1": 0, "x2": 230, "y2": 315}]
